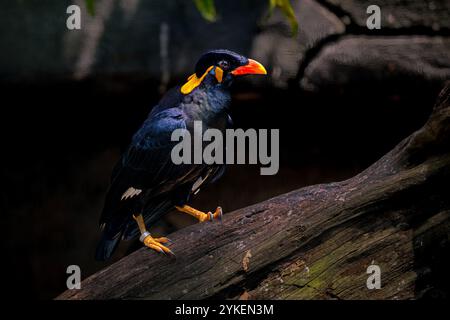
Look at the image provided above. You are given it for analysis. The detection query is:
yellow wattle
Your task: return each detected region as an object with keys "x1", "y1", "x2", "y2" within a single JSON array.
[
  {"x1": 215, "y1": 67, "x2": 223, "y2": 83},
  {"x1": 180, "y1": 66, "x2": 214, "y2": 95}
]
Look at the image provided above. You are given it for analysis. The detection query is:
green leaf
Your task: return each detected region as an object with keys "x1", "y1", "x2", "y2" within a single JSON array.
[
  {"x1": 269, "y1": 0, "x2": 277, "y2": 12},
  {"x1": 85, "y1": 0, "x2": 95, "y2": 16},
  {"x1": 269, "y1": 0, "x2": 298, "y2": 36},
  {"x1": 193, "y1": 0, "x2": 217, "y2": 22}
]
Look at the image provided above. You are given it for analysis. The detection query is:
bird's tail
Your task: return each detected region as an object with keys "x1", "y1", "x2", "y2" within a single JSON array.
[
  {"x1": 95, "y1": 231, "x2": 122, "y2": 261},
  {"x1": 95, "y1": 181, "x2": 135, "y2": 261}
]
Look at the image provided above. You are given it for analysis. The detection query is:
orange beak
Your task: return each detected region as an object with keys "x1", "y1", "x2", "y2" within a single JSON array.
[{"x1": 231, "y1": 59, "x2": 267, "y2": 76}]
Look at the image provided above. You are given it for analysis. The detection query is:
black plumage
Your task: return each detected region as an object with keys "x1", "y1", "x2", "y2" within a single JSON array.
[{"x1": 96, "y1": 49, "x2": 266, "y2": 260}]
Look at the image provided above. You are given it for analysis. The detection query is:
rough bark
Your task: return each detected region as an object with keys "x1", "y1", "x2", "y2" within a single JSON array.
[
  {"x1": 322, "y1": 0, "x2": 450, "y2": 30},
  {"x1": 57, "y1": 83, "x2": 450, "y2": 300},
  {"x1": 252, "y1": 0, "x2": 450, "y2": 89},
  {"x1": 300, "y1": 36, "x2": 450, "y2": 93},
  {"x1": 251, "y1": 0, "x2": 345, "y2": 88}
]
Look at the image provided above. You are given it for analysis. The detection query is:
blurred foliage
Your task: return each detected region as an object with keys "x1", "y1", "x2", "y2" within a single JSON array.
[
  {"x1": 194, "y1": 0, "x2": 298, "y2": 35},
  {"x1": 84, "y1": 0, "x2": 298, "y2": 35},
  {"x1": 268, "y1": 0, "x2": 298, "y2": 35},
  {"x1": 85, "y1": 0, "x2": 95, "y2": 16},
  {"x1": 194, "y1": 0, "x2": 217, "y2": 22}
]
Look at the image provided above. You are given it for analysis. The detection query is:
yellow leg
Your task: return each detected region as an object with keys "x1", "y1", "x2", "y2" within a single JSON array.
[
  {"x1": 132, "y1": 214, "x2": 174, "y2": 255},
  {"x1": 175, "y1": 205, "x2": 223, "y2": 223}
]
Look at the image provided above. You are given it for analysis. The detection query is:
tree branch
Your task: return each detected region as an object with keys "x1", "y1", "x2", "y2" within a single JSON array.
[{"x1": 57, "y1": 83, "x2": 450, "y2": 300}]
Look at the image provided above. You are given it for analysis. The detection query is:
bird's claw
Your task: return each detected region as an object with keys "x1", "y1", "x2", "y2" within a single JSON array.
[
  {"x1": 154, "y1": 236, "x2": 172, "y2": 244},
  {"x1": 215, "y1": 206, "x2": 223, "y2": 220},
  {"x1": 206, "y1": 206, "x2": 223, "y2": 222},
  {"x1": 142, "y1": 235, "x2": 175, "y2": 256}
]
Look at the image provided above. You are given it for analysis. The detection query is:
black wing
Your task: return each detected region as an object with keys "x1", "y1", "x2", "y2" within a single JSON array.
[{"x1": 99, "y1": 107, "x2": 196, "y2": 234}]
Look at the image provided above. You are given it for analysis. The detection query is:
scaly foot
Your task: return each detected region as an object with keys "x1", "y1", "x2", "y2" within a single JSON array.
[
  {"x1": 140, "y1": 232, "x2": 174, "y2": 255},
  {"x1": 204, "y1": 206, "x2": 223, "y2": 222},
  {"x1": 176, "y1": 205, "x2": 223, "y2": 223}
]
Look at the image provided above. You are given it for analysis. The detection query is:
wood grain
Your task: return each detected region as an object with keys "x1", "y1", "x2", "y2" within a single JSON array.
[{"x1": 57, "y1": 83, "x2": 450, "y2": 300}]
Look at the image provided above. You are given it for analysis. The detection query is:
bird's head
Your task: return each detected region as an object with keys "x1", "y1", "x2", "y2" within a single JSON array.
[{"x1": 181, "y1": 49, "x2": 267, "y2": 95}]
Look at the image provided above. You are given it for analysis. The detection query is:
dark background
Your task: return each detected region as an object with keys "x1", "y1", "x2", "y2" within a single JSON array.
[{"x1": 0, "y1": 0, "x2": 448, "y2": 299}]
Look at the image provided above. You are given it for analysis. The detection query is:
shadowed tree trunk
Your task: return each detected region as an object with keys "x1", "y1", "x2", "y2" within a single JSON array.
[{"x1": 57, "y1": 83, "x2": 450, "y2": 300}]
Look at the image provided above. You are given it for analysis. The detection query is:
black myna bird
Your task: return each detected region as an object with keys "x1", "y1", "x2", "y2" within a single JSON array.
[{"x1": 96, "y1": 49, "x2": 267, "y2": 260}]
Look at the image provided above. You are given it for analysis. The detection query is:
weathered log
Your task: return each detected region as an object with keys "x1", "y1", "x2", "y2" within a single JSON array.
[{"x1": 57, "y1": 83, "x2": 450, "y2": 300}]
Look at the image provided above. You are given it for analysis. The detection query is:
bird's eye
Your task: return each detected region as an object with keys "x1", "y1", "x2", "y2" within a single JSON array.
[{"x1": 218, "y1": 60, "x2": 229, "y2": 70}]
